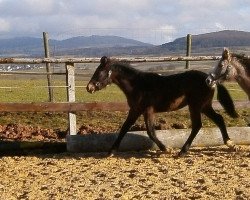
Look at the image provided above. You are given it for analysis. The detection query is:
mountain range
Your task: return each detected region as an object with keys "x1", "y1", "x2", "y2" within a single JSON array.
[
  {"x1": 0, "y1": 35, "x2": 152, "y2": 57},
  {"x1": 0, "y1": 30, "x2": 250, "y2": 57},
  {"x1": 158, "y1": 30, "x2": 250, "y2": 54}
]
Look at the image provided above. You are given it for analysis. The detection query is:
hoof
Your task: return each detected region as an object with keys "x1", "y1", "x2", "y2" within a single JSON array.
[
  {"x1": 160, "y1": 146, "x2": 167, "y2": 152},
  {"x1": 176, "y1": 150, "x2": 187, "y2": 158},
  {"x1": 107, "y1": 149, "x2": 116, "y2": 157},
  {"x1": 226, "y1": 140, "x2": 234, "y2": 147},
  {"x1": 157, "y1": 143, "x2": 167, "y2": 152},
  {"x1": 164, "y1": 147, "x2": 174, "y2": 154},
  {"x1": 226, "y1": 140, "x2": 240, "y2": 151}
]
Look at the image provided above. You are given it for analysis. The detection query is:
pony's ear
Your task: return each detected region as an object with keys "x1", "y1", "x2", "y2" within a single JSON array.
[
  {"x1": 100, "y1": 56, "x2": 109, "y2": 65},
  {"x1": 222, "y1": 48, "x2": 231, "y2": 60}
]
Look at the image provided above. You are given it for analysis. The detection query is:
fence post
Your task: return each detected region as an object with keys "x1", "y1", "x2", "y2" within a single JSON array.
[
  {"x1": 43, "y1": 32, "x2": 54, "y2": 102},
  {"x1": 186, "y1": 34, "x2": 192, "y2": 69},
  {"x1": 66, "y1": 62, "x2": 77, "y2": 135}
]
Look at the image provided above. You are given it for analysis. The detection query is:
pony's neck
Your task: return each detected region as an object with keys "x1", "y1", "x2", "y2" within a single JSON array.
[
  {"x1": 230, "y1": 55, "x2": 250, "y2": 100},
  {"x1": 110, "y1": 63, "x2": 137, "y2": 97},
  {"x1": 233, "y1": 54, "x2": 250, "y2": 77},
  {"x1": 235, "y1": 75, "x2": 250, "y2": 100},
  {"x1": 232, "y1": 58, "x2": 250, "y2": 99}
]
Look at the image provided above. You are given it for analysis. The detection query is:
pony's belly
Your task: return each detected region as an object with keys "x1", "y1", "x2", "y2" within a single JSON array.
[{"x1": 155, "y1": 95, "x2": 187, "y2": 112}]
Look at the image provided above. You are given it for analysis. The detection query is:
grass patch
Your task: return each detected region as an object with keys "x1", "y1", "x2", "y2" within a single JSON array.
[
  {"x1": 0, "y1": 78, "x2": 125, "y2": 102},
  {"x1": 0, "y1": 78, "x2": 247, "y2": 102}
]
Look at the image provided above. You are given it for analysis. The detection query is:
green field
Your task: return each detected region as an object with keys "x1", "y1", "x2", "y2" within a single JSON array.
[
  {"x1": 0, "y1": 78, "x2": 126, "y2": 102},
  {"x1": 0, "y1": 74, "x2": 248, "y2": 103}
]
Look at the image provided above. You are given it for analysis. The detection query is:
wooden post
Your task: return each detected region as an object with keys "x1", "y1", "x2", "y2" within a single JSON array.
[
  {"x1": 186, "y1": 34, "x2": 192, "y2": 69},
  {"x1": 66, "y1": 62, "x2": 77, "y2": 135},
  {"x1": 43, "y1": 32, "x2": 54, "y2": 102}
]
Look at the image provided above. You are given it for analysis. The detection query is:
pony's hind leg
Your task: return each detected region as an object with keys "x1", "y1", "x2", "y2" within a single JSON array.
[
  {"x1": 143, "y1": 108, "x2": 166, "y2": 151},
  {"x1": 202, "y1": 105, "x2": 238, "y2": 150}
]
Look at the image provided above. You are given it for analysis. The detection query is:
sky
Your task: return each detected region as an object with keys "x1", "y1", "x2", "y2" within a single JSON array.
[{"x1": 0, "y1": 0, "x2": 249, "y2": 44}]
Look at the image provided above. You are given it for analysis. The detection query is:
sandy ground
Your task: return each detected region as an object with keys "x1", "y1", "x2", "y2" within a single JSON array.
[{"x1": 0, "y1": 146, "x2": 249, "y2": 200}]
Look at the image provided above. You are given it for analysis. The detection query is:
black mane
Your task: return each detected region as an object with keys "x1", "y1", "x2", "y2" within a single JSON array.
[{"x1": 111, "y1": 61, "x2": 148, "y2": 77}]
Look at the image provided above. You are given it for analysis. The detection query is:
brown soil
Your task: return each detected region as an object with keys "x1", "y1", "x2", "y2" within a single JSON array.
[
  {"x1": 0, "y1": 111, "x2": 249, "y2": 199},
  {"x1": 0, "y1": 122, "x2": 192, "y2": 141},
  {"x1": 0, "y1": 147, "x2": 249, "y2": 199},
  {"x1": 0, "y1": 108, "x2": 249, "y2": 142}
]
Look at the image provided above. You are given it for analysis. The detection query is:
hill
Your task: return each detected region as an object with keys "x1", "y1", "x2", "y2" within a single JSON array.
[
  {"x1": 155, "y1": 30, "x2": 250, "y2": 54},
  {"x1": 53, "y1": 35, "x2": 151, "y2": 49},
  {"x1": 0, "y1": 35, "x2": 152, "y2": 57}
]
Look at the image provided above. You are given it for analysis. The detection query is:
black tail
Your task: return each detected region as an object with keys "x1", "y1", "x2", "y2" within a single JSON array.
[{"x1": 217, "y1": 84, "x2": 238, "y2": 118}]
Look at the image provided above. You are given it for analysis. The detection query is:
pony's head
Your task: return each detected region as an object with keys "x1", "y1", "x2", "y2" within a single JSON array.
[
  {"x1": 86, "y1": 56, "x2": 113, "y2": 93},
  {"x1": 206, "y1": 48, "x2": 236, "y2": 87}
]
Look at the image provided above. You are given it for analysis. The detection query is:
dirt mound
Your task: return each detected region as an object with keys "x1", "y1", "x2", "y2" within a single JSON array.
[
  {"x1": 0, "y1": 121, "x2": 188, "y2": 141},
  {"x1": 0, "y1": 124, "x2": 65, "y2": 141}
]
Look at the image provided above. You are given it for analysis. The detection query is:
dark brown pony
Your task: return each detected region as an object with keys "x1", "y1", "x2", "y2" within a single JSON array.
[
  {"x1": 87, "y1": 56, "x2": 238, "y2": 156},
  {"x1": 206, "y1": 48, "x2": 250, "y2": 100}
]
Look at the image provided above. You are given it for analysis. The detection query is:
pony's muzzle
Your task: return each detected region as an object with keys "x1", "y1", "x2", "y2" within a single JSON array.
[{"x1": 86, "y1": 82, "x2": 96, "y2": 93}]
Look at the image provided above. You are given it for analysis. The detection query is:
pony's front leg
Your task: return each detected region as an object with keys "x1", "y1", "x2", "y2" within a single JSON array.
[
  {"x1": 108, "y1": 109, "x2": 140, "y2": 155},
  {"x1": 178, "y1": 107, "x2": 202, "y2": 157}
]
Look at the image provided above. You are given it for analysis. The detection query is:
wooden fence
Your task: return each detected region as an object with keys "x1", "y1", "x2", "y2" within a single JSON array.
[{"x1": 0, "y1": 55, "x2": 249, "y2": 135}]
